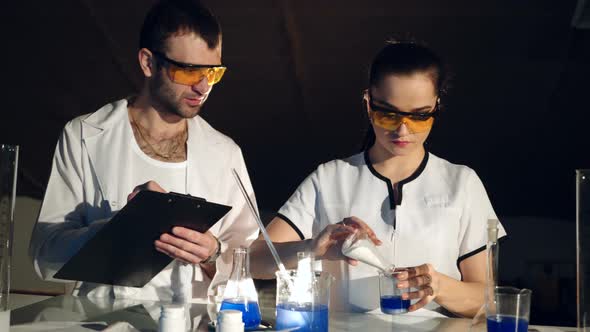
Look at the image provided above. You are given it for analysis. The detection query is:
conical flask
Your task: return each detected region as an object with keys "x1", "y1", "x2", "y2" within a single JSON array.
[
  {"x1": 469, "y1": 219, "x2": 500, "y2": 332},
  {"x1": 219, "y1": 248, "x2": 261, "y2": 330},
  {"x1": 341, "y1": 229, "x2": 394, "y2": 273}
]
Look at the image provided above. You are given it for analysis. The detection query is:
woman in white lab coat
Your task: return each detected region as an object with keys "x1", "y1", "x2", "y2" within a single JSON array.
[{"x1": 250, "y1": 40, "x2": 506, "y2": 317}]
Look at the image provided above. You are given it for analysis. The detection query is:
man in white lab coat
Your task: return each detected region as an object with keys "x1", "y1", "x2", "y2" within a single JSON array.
[{"x1": 28, "y1": 0, "x2": 259, "y2": 302}]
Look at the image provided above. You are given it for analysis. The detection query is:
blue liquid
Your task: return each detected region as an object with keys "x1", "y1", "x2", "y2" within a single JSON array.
[
  {"x1": 276, "y1": 303, "x2": 329, "y2": 332},
  {"x1": 380, "y1": 295, "x2": 410, "y2": 314},
  {"x1": 487, "y1": 315, "x2": 529, "y2": 332},
  {"x1": 219, "y1": 299, "x2": 261, "y2": 330}
]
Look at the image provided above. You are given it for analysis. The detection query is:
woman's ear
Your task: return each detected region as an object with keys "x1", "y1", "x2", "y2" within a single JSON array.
[{"x1": 362, "y1": 90, "x2": 371, "y2": 118}]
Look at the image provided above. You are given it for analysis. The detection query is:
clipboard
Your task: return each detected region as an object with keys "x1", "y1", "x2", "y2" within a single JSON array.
[{"x1": 54, "y1": 190, "x2": 232, "y2": 287}]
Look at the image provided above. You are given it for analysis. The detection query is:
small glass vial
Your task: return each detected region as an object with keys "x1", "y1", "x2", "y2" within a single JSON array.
[
  {"x1": 217, "y1": 309, "x2": 244, "y2": 332},
  {"x1": 158, "y1": 304, "x2": 186, "y2": 332}
]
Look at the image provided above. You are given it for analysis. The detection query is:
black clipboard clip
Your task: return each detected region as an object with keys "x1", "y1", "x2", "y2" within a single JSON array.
[{"x1": 169, "y1": 192, "x2": 207, "y2": 202}]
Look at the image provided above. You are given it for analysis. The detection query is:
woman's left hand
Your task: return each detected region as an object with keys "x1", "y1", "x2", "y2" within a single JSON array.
[{"x1": 395, "y1": 263, "x2": 440, "y2": 311}]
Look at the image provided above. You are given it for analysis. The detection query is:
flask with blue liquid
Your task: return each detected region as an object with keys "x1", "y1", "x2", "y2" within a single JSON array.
[{"x1": 219, "y1": 248, "x2": 261, "y2": 330}]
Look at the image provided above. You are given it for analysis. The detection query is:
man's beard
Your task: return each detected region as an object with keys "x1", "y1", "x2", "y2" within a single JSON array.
[{"x1": 148, "y1": 70, "x2": 202, "y2": 119}]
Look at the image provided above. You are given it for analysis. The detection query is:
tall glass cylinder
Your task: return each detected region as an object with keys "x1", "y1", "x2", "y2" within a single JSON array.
[
  {"x1": 577, "y1": 170, "x2": 590, "y2": 331},
  {"x1": 0, "y1": 144, "x2": 19, "y2": 329},
  {"x1": 469, "y1": 219, "x2": 500, "y2": 332}
]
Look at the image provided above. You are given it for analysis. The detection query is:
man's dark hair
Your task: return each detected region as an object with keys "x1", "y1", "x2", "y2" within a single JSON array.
[{"x1": 139, "y1": 0, "x2": 221, "y2": 52}]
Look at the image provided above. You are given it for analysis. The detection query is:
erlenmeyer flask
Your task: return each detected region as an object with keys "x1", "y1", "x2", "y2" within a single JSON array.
[
  {"x1": 219, "y1": 248, "x2": 261, "y2": 330},
  {"x1": 341, "y1": 229, "x2": 393, "y2": 273}
]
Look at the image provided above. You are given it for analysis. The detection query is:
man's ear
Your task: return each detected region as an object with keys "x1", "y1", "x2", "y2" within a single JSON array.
[{"x1": 138, "y1": 48, "x2": 155, "y2": 78}]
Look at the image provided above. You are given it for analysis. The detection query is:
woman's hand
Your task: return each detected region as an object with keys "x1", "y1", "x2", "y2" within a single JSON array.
[
  {"x1": 395, "y1": 263, "x2": 440, "y2": 311},
  {"x1": 341, "y1": 216, "x2": 382, "y2": 246},
  {"x1": 311, "y1": 216, "x2": 382, "y2": 265}
]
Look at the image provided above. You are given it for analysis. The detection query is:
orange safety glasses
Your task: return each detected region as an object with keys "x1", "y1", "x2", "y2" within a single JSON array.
[
  {"x1": 152, "y1": 51, "x2": 226, "y2": 86},
  {"x1": 368, "y1": 93, "x2": 438, "y2": 133}
]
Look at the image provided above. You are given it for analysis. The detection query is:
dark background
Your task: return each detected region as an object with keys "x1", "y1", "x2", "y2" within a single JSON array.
[{"x1": 1, "y1": 0, "x2": 589, "y2": 326}]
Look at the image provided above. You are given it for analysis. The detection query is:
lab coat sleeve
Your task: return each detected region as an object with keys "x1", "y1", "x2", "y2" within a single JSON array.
[
  {"x1": 28, "y1": 121, "x2": 108, "y2": 282},
  {"x1": 277, "y1": 170, "x2": 319, "y2": 240},
  {"x1": 457, "y1": 169, "x2": 507, "y2": 264}
]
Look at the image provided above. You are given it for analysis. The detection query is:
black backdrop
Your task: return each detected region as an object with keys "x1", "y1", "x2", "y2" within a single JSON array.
[{"x1": 1, "y1": 0, "x2": 589, "y2": 325}]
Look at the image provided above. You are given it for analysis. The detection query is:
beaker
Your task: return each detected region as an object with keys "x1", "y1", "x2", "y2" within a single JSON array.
[
  {"x1": 379, "y1": 270, "x2": 410, "y2": 314},
  {"x1": 486, "y1": 286, "x2": 532, "y2": 332},
  {"x1": 275, "y1": 269, "x2": 333, "y2": 332}
]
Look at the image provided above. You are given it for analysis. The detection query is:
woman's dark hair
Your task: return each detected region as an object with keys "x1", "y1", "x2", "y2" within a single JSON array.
[
  {"x1": 362, "y1": 40, "x2": 449, "y2": 150},
  {"x1": 139, "y1": 0, "x2": 221, "y2": 53}
]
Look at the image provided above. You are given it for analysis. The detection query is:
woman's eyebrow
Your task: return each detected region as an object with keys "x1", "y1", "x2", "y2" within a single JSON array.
[{"x1": 373, "y1": 98, "x2": 433, "y2": 112}]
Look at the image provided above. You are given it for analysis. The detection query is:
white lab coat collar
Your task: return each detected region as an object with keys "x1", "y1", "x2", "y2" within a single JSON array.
[{"x1": 80, "y1": 98, "x2": 229, "y2": 208}]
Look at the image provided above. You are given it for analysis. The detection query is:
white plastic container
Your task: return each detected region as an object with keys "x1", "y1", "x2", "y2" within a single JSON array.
[
  {"x1": 158, "y1": 304, "x2": 186, "y2": 332},
  {"x1": 216, "y1": 309, "x2": 244, "y2": 332}
]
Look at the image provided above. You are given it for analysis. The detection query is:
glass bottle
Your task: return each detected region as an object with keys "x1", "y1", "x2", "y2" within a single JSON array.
[{"x1": 219, "y1": 248, "x2": 261, "y2": 330}]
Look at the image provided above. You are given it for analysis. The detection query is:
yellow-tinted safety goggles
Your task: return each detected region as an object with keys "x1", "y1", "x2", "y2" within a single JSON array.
[
  {"x1": 368, "y1": 96, "x2": 438, "y2": 133},
  {"x1": 152, "y1": 51, "x2": 226, "y2": 86}
]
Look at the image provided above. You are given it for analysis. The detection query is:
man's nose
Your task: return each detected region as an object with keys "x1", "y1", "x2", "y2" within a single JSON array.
[{"x1": 191, "y1": 77, "x2": 211, "y2": 95}]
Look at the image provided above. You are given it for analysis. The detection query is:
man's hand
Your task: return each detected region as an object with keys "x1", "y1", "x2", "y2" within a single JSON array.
[
  {"x1": 127, "y1": 180, "x2": 166, "y2": 202},
  {"x1": 127, "y1": 180, "x2": 219, "y2": 265},
  {"x1": 155, "y1": 227, "x2": 219, "y2": 265}
]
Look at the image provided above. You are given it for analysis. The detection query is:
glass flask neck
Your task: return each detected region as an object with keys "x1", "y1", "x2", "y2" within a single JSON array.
[{"x1": 229, "y1": 248, "x2": 251, "y2": 280}]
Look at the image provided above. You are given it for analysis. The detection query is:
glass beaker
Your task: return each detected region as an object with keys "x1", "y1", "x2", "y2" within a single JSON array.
[
  {"x1": 275, "y1": 269, "x2": 333, "y2": 332},
  {"x1": 379, "y1": 270, "x2": 410, "y2": 314},
  {"x1": 0, "y1": 144, "x2": 18, "y2": 330},
  {"x1": 486, "y1": 286, "x2": 532, "y2": 332},
  {"x1": 577, "y1": 170, "x2": 590, "y2": 331},
  {"x1": 219, "y1": 248, "x2": 261, "y2": 330}
]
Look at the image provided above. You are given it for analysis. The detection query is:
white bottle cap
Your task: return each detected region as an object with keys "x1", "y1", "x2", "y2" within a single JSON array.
[
  {"x1": 217, "y1": 309, "x2": 244, "y2": 331},
  {"x1": 159, "y1": 305, "x2": 186, "y2": 332}
]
